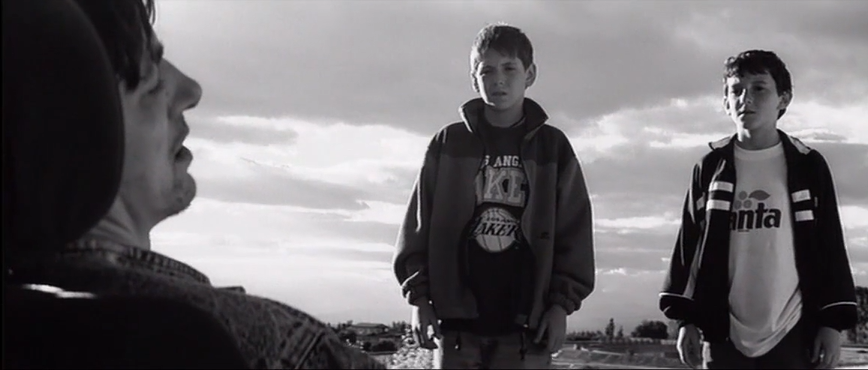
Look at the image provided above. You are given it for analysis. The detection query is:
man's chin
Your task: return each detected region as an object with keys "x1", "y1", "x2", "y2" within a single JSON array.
[{"x1": 167, "y1": 178, "x2": 197, "y2": 217}]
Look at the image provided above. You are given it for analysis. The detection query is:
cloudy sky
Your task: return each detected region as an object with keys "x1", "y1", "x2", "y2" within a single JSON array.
[{"x1": 150, "y1": 0, "x2": 868, "y2": 332}]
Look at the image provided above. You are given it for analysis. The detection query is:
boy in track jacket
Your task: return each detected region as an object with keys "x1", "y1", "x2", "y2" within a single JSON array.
[
  {"x1": 392, "y1": 23, "x2": 595, "y2": 369},
  {"x1": 659, "y1": 50, "x2": 857, "y2": 369}
]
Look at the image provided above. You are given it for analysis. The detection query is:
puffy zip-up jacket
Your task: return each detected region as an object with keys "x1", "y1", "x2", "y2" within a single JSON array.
[
  {"x1": 393, "y1": 98, "x2": 595, "y2": 329},
  {"x1": 659, "y1": 130, "x2": 857, "y2": 341}
]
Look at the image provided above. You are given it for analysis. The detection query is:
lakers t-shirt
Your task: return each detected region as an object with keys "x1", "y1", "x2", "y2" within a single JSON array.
[
  {"x1": 463, "y1": 116, "x2": 531, "y2": 335},
  {"x1": 728, "y1": 142, "x2": 802, "y2": 357}
]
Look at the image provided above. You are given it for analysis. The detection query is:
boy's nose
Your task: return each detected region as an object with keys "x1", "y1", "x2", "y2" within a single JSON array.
[{"x1": 739, "y1": 91, "x2": 753, "y2": 106}]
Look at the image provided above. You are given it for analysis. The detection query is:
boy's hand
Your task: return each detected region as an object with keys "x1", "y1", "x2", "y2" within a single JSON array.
[
  {"x1": 411, "y1": 300, "x2": 441, "y2": 350},
  {"x1": 534, "y1": 305, "x2": 567, "y2": 353},
  {"x1": 677, "y1": 324, "x2": 702, "y2": 369},
  {"x1": 812, "y1": 326, "x2": 841, "y2": 369}
]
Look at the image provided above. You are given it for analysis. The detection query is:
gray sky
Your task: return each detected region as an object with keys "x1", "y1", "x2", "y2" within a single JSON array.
[{"x1": 152, "y1": 0, "x2": 868, "y2": 331}]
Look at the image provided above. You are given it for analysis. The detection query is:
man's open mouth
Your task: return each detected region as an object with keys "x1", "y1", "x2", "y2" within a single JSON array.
[{"x1": 175, "y1": 146, "x2": 191, "y2": 161}]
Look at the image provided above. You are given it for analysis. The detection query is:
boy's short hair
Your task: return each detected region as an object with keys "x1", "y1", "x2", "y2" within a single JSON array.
[
  {"x1": 723, "y1": 50, "x2": 793, "y2": 118},
  {"x1": 72, "y1": 0, "x2": 157, "y2": 90},
  {"x1": 470, "y1": 23, "x2": 534, "y2": 74}
]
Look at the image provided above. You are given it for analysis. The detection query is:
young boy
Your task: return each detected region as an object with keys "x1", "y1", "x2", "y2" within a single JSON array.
[
  {"x1": 659, "y1": 50, "x2": 857, "y2": 369},
  {"x1": 392, "y1": 24, "x2": 595, "y2": 369}
]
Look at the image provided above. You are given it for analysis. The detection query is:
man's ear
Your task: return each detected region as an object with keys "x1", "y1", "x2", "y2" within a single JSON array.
[
  {"x1": 525, "y1": 63, "x2": 537, "y2": 88},
  {"x1": 722, "y1": 96, "x2": 730, "y2": 115},
  {"x1": 471, "y1": 73, "x2": 479, "y2": 93},
  {"x1": 778, "y1": 90, "x2": 793, "y2": 111}
]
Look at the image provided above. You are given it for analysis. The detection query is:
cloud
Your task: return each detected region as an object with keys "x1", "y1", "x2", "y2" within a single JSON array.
[
  {"x1": 596, "y1": 215, "x2": 679, "y2": 231},
  {"x1": 809, "y1": 143, "x2": 868, "y2": 205},
  {"x1": 156, "y1": 1, "x2": 868, "y2": 136},
  {"x1": 191, "y1": 151, "x2": 371, "y2": 210},
  {"x1": 671, "y1": 1, "x2": 868, "y2": 104},
  {"x1": 153, "y1": 198, "x2": 401, "y2": 252},
  {"x1": 192, "y1": 116, "x2": 299, "y2": 145},
  {"x1": 184, "y1": 115, "x2": 430, "y2": 208},
  {"x1": 842, "y1": 206, "x2": 868, "y2": 229}
]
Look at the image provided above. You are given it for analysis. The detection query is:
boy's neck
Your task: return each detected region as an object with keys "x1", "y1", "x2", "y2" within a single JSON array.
[
  {"x1": 735, "y1": 127, "x2": 780, "y2": 150},
  {"x1": 483, "y1": 102, "x2": 525, "y2": 128}
]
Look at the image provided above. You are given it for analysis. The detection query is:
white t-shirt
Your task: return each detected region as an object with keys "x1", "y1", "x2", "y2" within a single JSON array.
[{"x1": 728, "y1": 142, "x2": 802, "y2": 358}]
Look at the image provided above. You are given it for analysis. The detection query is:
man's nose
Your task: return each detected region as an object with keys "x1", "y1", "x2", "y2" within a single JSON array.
[{"x1": 178, "y1": 75, "x2": 202, "y2": 112}]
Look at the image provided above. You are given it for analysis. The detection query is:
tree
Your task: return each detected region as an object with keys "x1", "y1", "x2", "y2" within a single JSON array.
[
  {"x1": 339, "y1": 330, "x2": 358, "y2": 344},
  {"x1": 605, "y1": 318, "x2": 616, "y2": 338},
  {"x1": 566, "y1": 330, "x2": 603, "y2": 341},
  {"x1": 849, "y1": 286, "x2": 868, "y2": 343},
  {"x1": 371, "y1": 339, "x2": 398, "y2": 352},
  {"x1": 335, "y1": 320, "x2": 353, "y2": 332},
  {"x1": 390, "y1": 321, "x2": 410, "y2": 334},
  {"x1": 617, "y1": 326, "x2": 624, "y2": 339},
  {"x1": 632, "y1": 320, "x2": 669, "y2": 339}
]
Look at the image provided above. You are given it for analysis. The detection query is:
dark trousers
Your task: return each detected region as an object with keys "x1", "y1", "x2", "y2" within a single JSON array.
[
  {"x1": 433, "y1": 329, "x2": 552, "y2": 369},
  {"x1": 703, "y1": 319, "x2": 816, "y2": 369}
]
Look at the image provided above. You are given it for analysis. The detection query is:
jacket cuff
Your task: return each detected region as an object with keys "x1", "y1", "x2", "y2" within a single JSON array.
[
  {"x1": 548, "y1": 293, "x2": 580, "y2": 315},
  {"x1": 408, "y1": 295, "x2": 430, "y2": 307},
  {"x1": 402, "y1": 283, "x2": 430, "y2": 307},
  {"x1": 818, "y1": 302, "x2": 858, "y2": 331},
  {"x1": 660, "y1": 294, "x2": 698, "y2": 327}
]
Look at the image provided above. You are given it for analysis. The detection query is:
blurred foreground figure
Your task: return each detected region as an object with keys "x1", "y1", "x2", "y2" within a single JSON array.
[{"x1": 3, "y1": 0, "x2": 384, "y2": 368}]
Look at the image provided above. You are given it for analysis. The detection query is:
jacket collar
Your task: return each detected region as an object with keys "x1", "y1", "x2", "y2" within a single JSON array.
[
  {"x1": 8, "y1": 237, "x2": 211, "y2": 285},
  {"x1": 458, "y1": 97, "x2": 549, "y2": 136},
  {"x1": 708, "y1": 129, "x2": 812, "y2": 158}
]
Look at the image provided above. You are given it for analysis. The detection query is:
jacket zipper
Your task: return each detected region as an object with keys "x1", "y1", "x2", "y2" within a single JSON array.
[
  {"x1": 463, "y1": 134, "x2": 487, "y2": 283},
  {"x1": 519, "y1": 125, "x2": 543, "y2": 248}
]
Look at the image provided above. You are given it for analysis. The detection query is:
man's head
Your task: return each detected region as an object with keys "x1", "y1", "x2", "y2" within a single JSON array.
[
  {"x1": 74, "y1": 0, "x2": 203, "y2": 245},
  {"x1": 470, "y1": 24, "x2": 536, "y2": 112},
  {"x1": 722, "y1": 50, "x2": 792, "y2": 133}
]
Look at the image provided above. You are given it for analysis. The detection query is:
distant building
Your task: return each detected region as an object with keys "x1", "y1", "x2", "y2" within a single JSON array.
[{"x1": 348, "y1": 323, "x2": 389, "y2": 336}]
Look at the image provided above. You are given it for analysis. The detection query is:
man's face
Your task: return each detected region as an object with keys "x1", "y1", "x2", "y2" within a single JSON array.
[
  {"x1": 723, "y1": 71, "x2": 790, "y2": 133},
  {"x1": 117, "y1": 34, "x2": 202, "y2": 227},
  {"x1": 472, "y1": 49, "x2": 535, "y2": 111}
]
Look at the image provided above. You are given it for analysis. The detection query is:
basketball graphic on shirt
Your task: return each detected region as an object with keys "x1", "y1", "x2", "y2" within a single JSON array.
[{"x1": 471, "y1": 207, "x2": 520, "y2": 253}]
